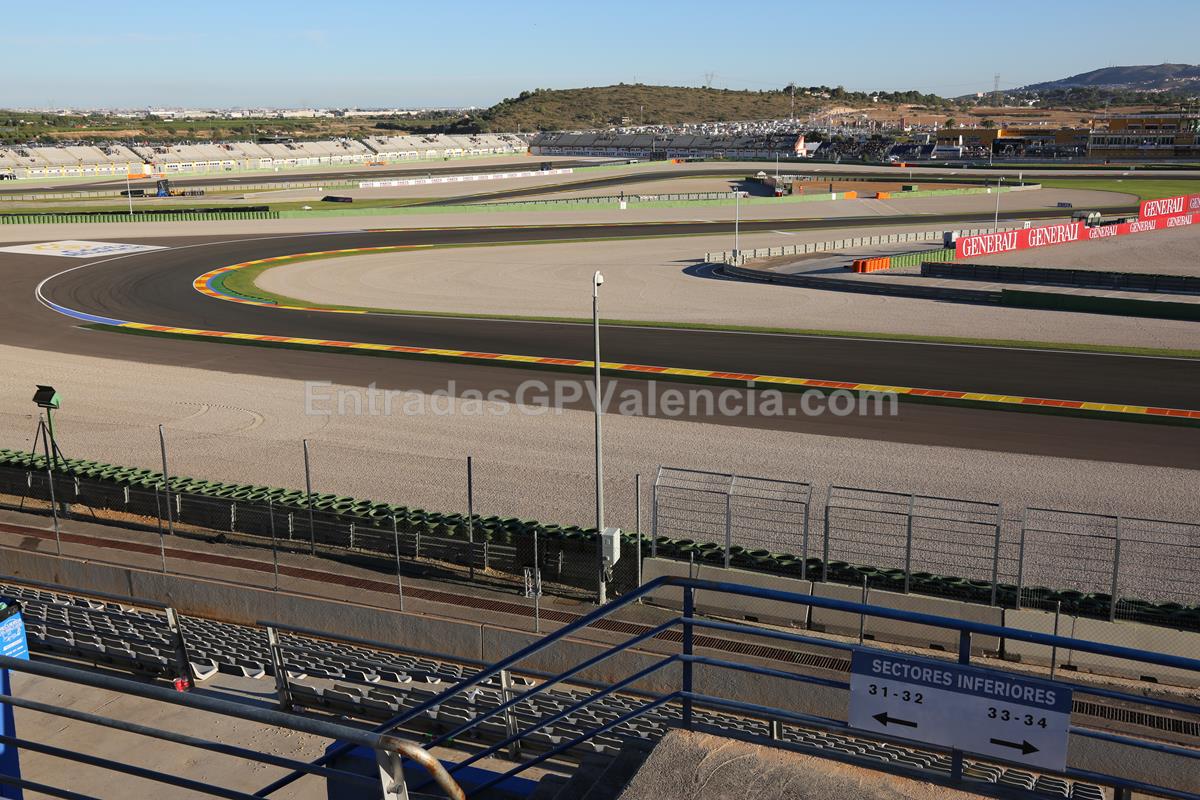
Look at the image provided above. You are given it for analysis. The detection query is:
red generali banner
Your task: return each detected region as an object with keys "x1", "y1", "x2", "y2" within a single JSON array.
[
  {"x1": 955, "y1": 222, "x2": 1084, "y2": 259},
  {"x1": 956, "y1": 210, "x2": 1197, "y2": 259},
  {"x1": 1139, "y1": 193, "x2": 1200, "y2": 220}
]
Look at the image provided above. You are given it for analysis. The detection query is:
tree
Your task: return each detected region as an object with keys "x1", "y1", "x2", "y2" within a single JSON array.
[
  {"x1": 944, "y1": 117, "x2": 957, "y2": 128},
  {"x1": 981, "y1": 119, "x2": 997, "y2": 128}
]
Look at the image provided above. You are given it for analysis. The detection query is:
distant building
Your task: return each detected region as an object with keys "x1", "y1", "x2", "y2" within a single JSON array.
[
  {"x1": 1088, "y1": 113, "x2": 1200, "y2": 159},
  {"x1": 935, "y1": 126, "x2": 1090, "y2": 158}
]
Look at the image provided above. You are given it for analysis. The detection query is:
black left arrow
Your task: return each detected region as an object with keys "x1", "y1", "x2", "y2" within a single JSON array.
[
  {"x1": 873, "y1": 712, "x2": 918, "y2": 729},
  {"x1": 990, "y1": 738, "x2": 1039, "y2": 756}
]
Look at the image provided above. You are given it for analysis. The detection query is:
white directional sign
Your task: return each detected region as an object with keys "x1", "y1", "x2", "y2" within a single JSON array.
[
  {"x1": 0, "y1": 240, "x2": 166, "y2": 259},
  {"x1": 848, "y1": 651, "x2": 1071, "y2": 772}
]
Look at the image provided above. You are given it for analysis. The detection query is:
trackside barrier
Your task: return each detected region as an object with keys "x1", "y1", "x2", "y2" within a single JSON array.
[
  {"x1": 262, "y1": 577, "x2": 1200, "y2": 800},
  {"x1": 3, "y1": 451, "x2": 1196, "y2": 633},
  {"x1": 0, "y1": 211, "x2": 280, "y2": 224},
  {"x1": 705, "y1": 227, "x2": 1010, "y2": 266},
  {"x1": 922, "y1": 262, "x2": 1200, "y2": 294},
  {"x1": 851, "y1": 257, "x2": 892, "y2": 273},
  {"x1": 358, "y1": 168, "x2": 573, "y2": 188},
  {"x1": 0, "y1": 653, "x2": 465, "y2": 800}
]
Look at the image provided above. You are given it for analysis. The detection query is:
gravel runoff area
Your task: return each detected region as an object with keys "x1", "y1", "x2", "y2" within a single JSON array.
[
  {"x1": 255, "y1": 227, "x2": 1199, "y2": 351},
  {"x1": 0, "y1": 186, "x2": 1132, "y2": 244},
  {"x1": 1, "y1": 343, "x2": 1196, "y2": 544}
]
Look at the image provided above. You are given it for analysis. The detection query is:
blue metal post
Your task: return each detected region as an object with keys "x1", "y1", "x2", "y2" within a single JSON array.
[
  {"x1": 0, "y1": 601, "x2": 29, "y2": 799},
  {"x1": 950, "y1": 629, "x2": 972, "y2": 782},
  {"x1": 682, "y1": 586, "x2": 694, "y2": 730}
]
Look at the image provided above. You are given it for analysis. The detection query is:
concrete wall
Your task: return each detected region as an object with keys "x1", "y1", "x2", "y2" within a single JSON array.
[{"x1": 1003, "y1": 608, "x2": 1199, "y2": 688}]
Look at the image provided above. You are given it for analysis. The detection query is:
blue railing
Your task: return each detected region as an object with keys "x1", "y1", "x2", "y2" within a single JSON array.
[{"x1": 260, "y1": 576, "x2": 1200, "y2": 799}]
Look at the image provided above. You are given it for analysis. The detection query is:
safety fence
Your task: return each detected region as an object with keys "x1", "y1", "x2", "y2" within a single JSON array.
[
  {"x1": 649, "y1": 468, "x2": 1198, "y2": 630},
  {"x1": 473, "y1": 190, "x2": 750, "y2": 208},
  {"x1": 1, "y1": 449, "x2": 1196, "y2": 632},
  {"x1": 0, "y1": 210, "x2": 280, "y2": 224},
  {"x1": 705, "y1": 227, "x2": 1009, "y2": 265}
]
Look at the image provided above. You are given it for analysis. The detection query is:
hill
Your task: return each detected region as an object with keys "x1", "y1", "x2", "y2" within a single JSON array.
[
  {"x1": 463, "y1": 84, "x2": 953, "y2": 132},
  {"x1": 1023, "y1": 63, "x2": 1200, "y2": 92}
]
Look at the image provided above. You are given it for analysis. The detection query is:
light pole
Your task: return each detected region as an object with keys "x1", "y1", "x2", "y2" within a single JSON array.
[
  {"x1": 993, "y1": 176, "x2": 1003, "y2": 232},
  {"x1": 592, "y1": 271, "x2": 606, "y2": 604},
  {"x1": 125, "y1": 172, "x2": 134, "y2": 216},
  {"x1": 733, "y1": 189, "x2": 741, "y2": 261}
]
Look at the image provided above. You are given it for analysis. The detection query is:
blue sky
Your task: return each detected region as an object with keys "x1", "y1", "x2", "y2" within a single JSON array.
[{"x1": 3, "y1": 0, "x2": 1197, "y2": 108}]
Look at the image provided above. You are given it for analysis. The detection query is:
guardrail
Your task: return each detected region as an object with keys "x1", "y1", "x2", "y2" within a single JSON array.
[
  {"x1": 705, "y1": 227, "x2": 1009, "y2": 265},
  {"x1": 262, "y1": 576, "x2": 1200, "y2": 799},
  {"x1": 0, "y1": 650, "x2": 464, "y2": 799},
  {"x1": 0, "y1": 210, "x2": 280, "y2": 224}
]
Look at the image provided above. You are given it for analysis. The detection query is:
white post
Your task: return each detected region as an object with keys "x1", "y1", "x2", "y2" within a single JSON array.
[
  {"x1": 125, "y1": 173, "x2": 133, "y2": 216},
  {"x1": 593, "y1": 271, "x2": 606, "y2": 605},
  {"x1": 993, "y1": 177, "x2": 1003, "y2": 232},
  {"x1": 734, "y1": 190, "x2": 741, "y2": 259}
]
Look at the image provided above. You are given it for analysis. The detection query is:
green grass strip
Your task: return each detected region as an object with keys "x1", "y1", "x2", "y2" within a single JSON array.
[{"x1": 1037, "y1": 178, "x2": 1200, "y2": 202}]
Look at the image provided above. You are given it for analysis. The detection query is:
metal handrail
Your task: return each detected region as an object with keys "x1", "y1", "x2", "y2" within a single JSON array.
[
  {"x1": 263, "y1": 575, "x2": 1200, "y2": 799},
  {"x1": 0, "y1": 654, "x2": 465, "y2": 800}
]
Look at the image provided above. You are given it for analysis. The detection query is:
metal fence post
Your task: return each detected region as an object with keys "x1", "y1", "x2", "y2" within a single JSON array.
[
  {"x1": 903, "y1": 494, "x2": 915, "y2": 594},
  {"x1": 466, "y1": 456, "x2": 475, "y2": 581},
  {"x1": 801, "y1": 500, "x2": 811, "y2": 581},
  {"x1": 1110, "y1": 518, "x2": 1122, "y2": 622},
  {"x1": 392, "y1": 514, "x2": 404, "y2": 612},
  {"x1": 268, "y1": 497, "x2": 279, "y2": 592},
  {"x1": 723, "y1": 490, "x2": 732, "y2": 569},
  {"x1": 858, "y1": 575, "x2": 868, "y2": 644},
  {"x1": 635, "y1": 473, "x2": 643, "y2": 590},
  {"x1": 989, "y1": 507, "x2": 1002, "y2": 607},
  {"x1": 154, "y1": 485, "x2": 166, "y2": 572},
  {"x1": 652, "y1": 465, "x2": 662, "y2": 561},
  {"x1": 158, "y1": 424, "x2": 176, "y2": 537},
  {"x1": 1015, "y1": 522, "x2": 1027, "y2": 610},
  {"x1": 302, "y1": 439, "x2": 316, "y2": 556},
  {"x1": 682, "y1": 585, "x2": 694, "y2": 731},
  {"x1": 1050, "y1": 600, "x2": 1062, "y2": 680}
]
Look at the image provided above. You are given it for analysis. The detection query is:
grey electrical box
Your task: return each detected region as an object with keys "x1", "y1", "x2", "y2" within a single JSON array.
[{"x1": 601, "y1": 527, "x2": 622, "y2": 566}]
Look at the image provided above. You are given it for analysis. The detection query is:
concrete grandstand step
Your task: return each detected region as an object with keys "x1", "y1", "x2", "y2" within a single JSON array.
[
  {"x1": 548, "y1": 752, "x2": 613, "y2": 800},
  {"x1": 578, "y1": 738, "x2": 655, "y2": 800}
]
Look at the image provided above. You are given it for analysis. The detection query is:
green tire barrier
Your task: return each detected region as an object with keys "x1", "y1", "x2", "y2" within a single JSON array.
[
  {"x1": 889, "y1": 248, "x2": 956, "y2": 268},
  {"x1": 1000, "y1": 290, "x2": 1200, "y2": 322},
  {"x1": 0, "y1": 447, "x2": 1194, "y2": 630}
]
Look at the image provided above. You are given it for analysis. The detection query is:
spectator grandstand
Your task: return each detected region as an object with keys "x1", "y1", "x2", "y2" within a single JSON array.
[
  {"x1": 527, "y1": 130, "x2": 804, "y2": 159},
  {"x1": 0, "y1": 133, "x2": 530, "y2": 179},
  {"x1": 0, "y1": 143, "x2": 144, "y2": 178}
]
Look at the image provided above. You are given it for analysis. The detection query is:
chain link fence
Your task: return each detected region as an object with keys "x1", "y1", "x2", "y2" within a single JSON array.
[{"x1": 1, "y1": 433, "x2": 1197, "y2": 632}]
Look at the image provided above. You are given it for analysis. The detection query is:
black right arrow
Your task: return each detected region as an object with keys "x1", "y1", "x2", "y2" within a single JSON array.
[
  {"x1": 990, "y1": 738, "x2": 1039, "y2": 756},
  {"x1": 873, "y1": 712, "x2": 918, "y2": 729}
]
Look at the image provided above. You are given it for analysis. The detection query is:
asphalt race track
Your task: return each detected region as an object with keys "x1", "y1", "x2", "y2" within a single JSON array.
[
  {"x1": 32, "y1": 215, "x2": 1197, "y2": 410},
  {"x1": 1, "y1": 215, "x2": 1196, "y2": 467}
]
